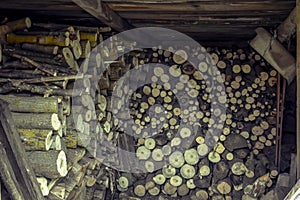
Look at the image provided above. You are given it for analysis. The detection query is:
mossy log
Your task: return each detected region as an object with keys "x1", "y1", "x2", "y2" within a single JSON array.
[
  {"x1": 79, "y1": 32, "x2": 98, "y2": 47},
  {"x1": 6, "y1": 17, "x2": 31, "y2": 32},
  {"x1": 26, "y1": 150, "x2": 68, "y2": 179},
  {"x1": 0, "y1": 95, "x2": 60, "y2": 113},
  {"x1": 6, "y1": 33, "x2": 69, "y2": 47},
  {"x1": 18, "y1": 128, "x2": 53, "y2": 151},
  {"x1": 12, "y1": 112, "x2": 61, "y2": 131},
  {"x1": 22, "y1": 43, "x2": 59, "y2": 55}
]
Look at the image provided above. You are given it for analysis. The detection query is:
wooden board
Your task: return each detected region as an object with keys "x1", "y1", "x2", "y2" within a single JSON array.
[{"x1": 107, "y1": 2, "x2": 294, "y2": 12}]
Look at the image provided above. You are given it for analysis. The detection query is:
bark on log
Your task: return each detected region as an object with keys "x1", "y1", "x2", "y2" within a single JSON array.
[
  {"x1": 12, "y1": 112, "x2": 61, "y2": 130},
  {"x1": 26, "y1": 150, "x2": 68, "y2": 179},
  {"x1": 18, "y1": 128, "x2": 53, "y2": 151},
  {"x1": 6, "y1": 33, "x2": 70, "y2": 47},
  {"x1": 6, "y1": 17, "x2": 31, "y2": 32},
  {"x1": 80, "y1": 32, "x2": 98, "y2": 47},
  {"x1": 0, "y1": 95, "x2": 60, "y2": 113},
  {"x1": 21, "y1": 43, "x2": 59, "y2": 55}
]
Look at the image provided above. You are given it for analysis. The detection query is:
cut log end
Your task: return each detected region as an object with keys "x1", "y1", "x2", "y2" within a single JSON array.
[
  {"x1": 57, "y1": 150, "x2": 68, "y2": 177},
  {"x1": 51, "y1": 113, "x2": 62, "y2": 131}
]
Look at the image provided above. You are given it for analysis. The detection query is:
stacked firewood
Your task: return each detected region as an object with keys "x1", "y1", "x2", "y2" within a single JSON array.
[
  {"x1": 110, "y1": 46, "x2": 280, "y2": 200},
  {"x1": 0, "y1": 17, "x2": 120, "y2": 199},
  {"x1": 0, "y1": 17, "x2": 284, "y2": 200}
]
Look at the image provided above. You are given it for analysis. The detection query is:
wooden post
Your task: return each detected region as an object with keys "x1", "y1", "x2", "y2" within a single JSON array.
[{"x1": 297, "y1": 0, "x2": 300, "y2": 180}]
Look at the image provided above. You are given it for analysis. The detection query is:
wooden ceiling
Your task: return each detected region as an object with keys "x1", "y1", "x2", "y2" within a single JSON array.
[{"x1": 0, "y1": 0, "x2": 296, "y2": 45}]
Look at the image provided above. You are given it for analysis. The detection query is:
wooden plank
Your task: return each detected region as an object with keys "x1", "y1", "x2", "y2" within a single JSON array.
[
  {"x1": 120, "y1": 11, "x2": 287, "y2": 22},
  {"x1": 108, "y1": 2, "x2": 295, "y2": 12},
  {"x1": 0, "y1": 100, "x2": 45, "y2": 200},
  {"x1": 128, "y1": 18, "x2": 279, "y2": 26},
  {"x1": 131, "y1": 23, "x2": 260, "y2": 33},
  {"x1": 297, "y1": 0, "x2": 300, "y2": 180},
  {"x1": 130, "y1": 24, "x2": 257, "y2": 40},
  {"x1": 131, "y1": 21, "x2": 262, "y2": 28},
  {"x1": 72, "y1": 0, "x2": 133, "y2": 31}
]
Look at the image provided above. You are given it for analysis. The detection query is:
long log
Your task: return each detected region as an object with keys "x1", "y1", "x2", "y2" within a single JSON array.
[
  {"x1": 0, "y1": 95, "x2": 60, "y2": 113},
  {"x1": 12, "y1": 112, "x2": 61, "y2": 130},
  {"x1": 18, "y1": 129, "x2": 53, "y2": 151},
  {"x1": 3, "y1": 47, "x2": 54, "y2": 58},
  {"x1": 6, "y1": 33, "x2": 70, "y2": 46},
  {"x1": 6, "y1": 17, "x2": 31, "y2": 32},
  {"x1": 26, "y1": 150, "x2": 68, "y2": 179},
  {"x1": 0, "y1": 82, "x2": 81, "y2": 96},
  {"x1": 21, "y1": 43, "x2": 59, "y2": 55},
  {"x1": 8, "y1": 53, "x2": 56, "y2": 76}
]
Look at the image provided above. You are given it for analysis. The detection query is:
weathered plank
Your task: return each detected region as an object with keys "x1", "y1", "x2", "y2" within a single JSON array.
[
  {"x1": 120, "y1": 12, "x2": 286, "y2": 22},
  {"x1": 129, "y1": 19, "x2": 278, "y2": 27},
  {"x1": 108, "y1": 2, "x2": 295, "y2": 12}
]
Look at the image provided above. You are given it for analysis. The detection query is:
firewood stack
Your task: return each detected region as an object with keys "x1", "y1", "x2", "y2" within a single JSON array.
[
  {"x1": 0, "y1": 17, "x2": 283, "y2": 200},
  {"x1": 110, "y1": 46, "x2": 280, "y2": 199},
  {"x1": 0, "y1": 17, "x2": 120, "y2": 199}
]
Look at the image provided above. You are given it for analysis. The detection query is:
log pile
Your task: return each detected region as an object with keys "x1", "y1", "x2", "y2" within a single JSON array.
[
  {"x1": 0, "y1": 17, "x2": 287, "y2": 200},
  {"x1": 111, "y1": 46, "x2": 281, "y2": 199},
  {"x1": 0, "y1": 17, "x2": 118, "y2": 200}
]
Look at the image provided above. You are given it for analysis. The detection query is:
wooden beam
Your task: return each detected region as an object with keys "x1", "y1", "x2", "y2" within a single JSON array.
[
  {"x1": 108, "y1": 2, "x2": 294, "y2": 12},
  {"x1": 72, "y1": 0, "x2": 133, "y2": 31},
  {"x1": 121, "y1": 12, "x2": 285, "y2": 23},
  {"x1": 250, "y1": 28, "x2": 296, "y2": 84},
  {"x1": 296, "y1": 0, "x2": 300, "y2": 180},
  {"x1": 277, "y1": 7, "x2": 296, "y2": 43},
  {"x1": 119, "y1": 10, "x2": 293, "y2": 18}
]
